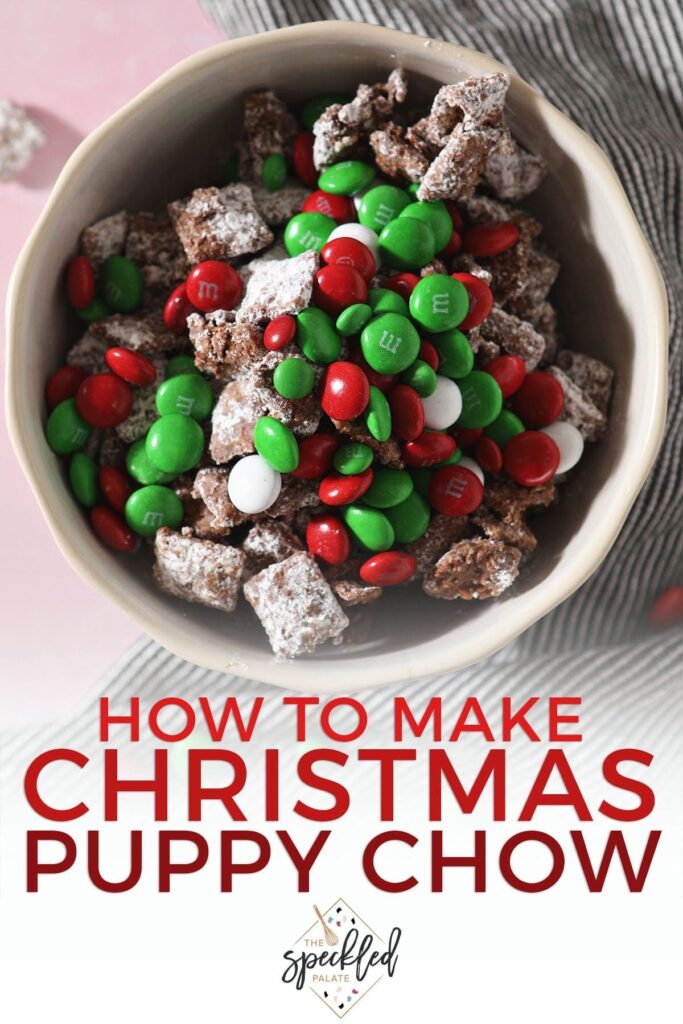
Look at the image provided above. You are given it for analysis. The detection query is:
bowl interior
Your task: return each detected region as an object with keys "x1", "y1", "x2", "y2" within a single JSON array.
[{"x1": 7, "y1": 26, "x2": 664, "y2": 687}]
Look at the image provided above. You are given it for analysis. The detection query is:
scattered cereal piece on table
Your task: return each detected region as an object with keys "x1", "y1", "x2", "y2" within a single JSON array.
[{"x1": 0, "y1": 99, "x2": 45, "y2": 180}]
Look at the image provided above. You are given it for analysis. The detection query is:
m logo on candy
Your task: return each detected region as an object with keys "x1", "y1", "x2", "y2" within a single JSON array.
[{"x1": 281, "y1": 897, "x2": 401, "y2": 1017}]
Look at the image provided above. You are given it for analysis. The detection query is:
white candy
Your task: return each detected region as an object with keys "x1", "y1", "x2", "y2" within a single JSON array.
[
  {"x1": 227, "y1": 454, "x2": 281, "y2": 514},
  {"x1": 458, "y1": 456, "x2": 485, "y2": 486},
  {"x1": 328, "y1": 222, "x2": 380, "y2": 267},
  {"x1": 541, "y1": 421, "x2": 584, "y2": 474},
  {"x1": 421, "y1": 376, "x2": 463, "y2": 430}
]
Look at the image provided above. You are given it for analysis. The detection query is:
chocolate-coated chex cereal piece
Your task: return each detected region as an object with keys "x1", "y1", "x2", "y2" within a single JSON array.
[
  {"x1": 408, "y1": 73, "x2": 509, "y2": 155},
  {"x1": 313, "y1": 69, "x2": 407, "y2": 169},
  {"x1": 168, "y1": 184, "x2": 273, "y2": 263},
  {"x1": 0, "y1": 99, "x2": 45, "y2": 181},
  {"x1": 556, "y1": 350, "x2": 614, "y2": 414},
  {"x1": 243, "y1": 552, "x2": 349, "y2": 658},
  {"x1": 477, "y1": 306, "x2": 545, "y2": 370},
  {"x1": 236, "y1": 250, "x2": 319, "y2": 324},
  {"x1": 242, "y1": 521, "x2": 303, "y2": 577},
  {"x1": 369, "y1": 122, "x2": 429, "y2": 183},
  {"x1": 546, "y1": 366, "x2": 607, "y2": 442},
  {"x1": 66, "y1": 330, "x2": 108, "y2": 374},
  {"x1": 423, "y1": 537, "x2": 521, "y2": 600},
  {"x1": 98, "y1": 430, "x2": 128, "y2": 469},
  {"x1": 252, "y1": 351, "x2": 322, "y2": 433},
  {"x1": 250, "y1": 182, "x2": 310, "y2": 226},
  {"x1": 417, "y1": 123, "x2": 500, "y2": 202},
  {"x1": 463, "y1": 194, "x2": 541, "y2": 237},
  {"x1": 241, "y1": 91, "x2": 298, "y2": 177},
  {"x1": 332, "y1": 578, "x2": 382, "y2": 606},
  {"x1": 92, "y1": 310, "x2": 186, "y2": 355},
  {"x1": 406, "y1": 514, "x2": 470, "y2": 576},
  {"x1": 484, "y1": 128, "x2": 546, "y2": 200},
  {"x1": 483, "y1": 477, "x2": 556, "y2": 520},
  {"x1": 451, "y1": 253, "x2": 493, "y2": 284},
  {"x1": 473, "y1": 509, "x2": 539, "y2": 560},
  {"x1": 194, "y1": 467, "x2": 319, "y2": 530},
  {"x1": 115, "y1": 356, "x2": 166, "y2": 444},
  {"x1": 506, "y1": 247, "x2": 560, "y2": 323},
  {"x1": 420, "y1": 257, "x2": 448, "y2": 277},
  {"x1": 125, "y1": 212, "x2": 188, "y2": 296},
  {"x1": 153, "y1": 527, "x2": 245, "y2": 612},
  {"x1": 80, "y1": 210, "x2": 129, "y2": 268},
  {"x1": 209, "y1": 377, "x2": 266, "y2": 463},
  {"x1": 188, "y1": 310, "x2": 263, "y2": 381}
]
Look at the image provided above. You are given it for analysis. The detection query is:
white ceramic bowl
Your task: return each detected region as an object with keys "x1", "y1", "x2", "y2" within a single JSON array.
[{"x1": 5, "y1": 23, "x2": 668, "y2": 691}]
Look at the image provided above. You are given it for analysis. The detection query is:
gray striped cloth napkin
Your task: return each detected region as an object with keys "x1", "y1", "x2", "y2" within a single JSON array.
[{"x1": 3, "y1": 2, "x2": 681, "y2": 770}]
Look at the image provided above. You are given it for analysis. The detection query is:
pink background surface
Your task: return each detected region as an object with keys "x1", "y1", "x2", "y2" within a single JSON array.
[{"x1": 0, "y1": 2, "x2": 223, "y2": 726}]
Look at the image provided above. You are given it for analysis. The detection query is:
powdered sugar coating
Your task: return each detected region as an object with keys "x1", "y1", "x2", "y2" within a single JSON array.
[
  {"x1": 236, "y1": 250, "x2": 319, "y2": 324},
  {"x1": 0, "y1": 100, "x2": 45, "y2": 180},
  {"x1": 66, "y1": 331, "x2": 108, "y2": 374},
  {"x1": 423, "y1": 537, "x2": 521, "y2": 600},
  {"x1": 80, "y1": 211, "x2": 129, "y2": 268},
  {"x1": 153, "y1": 528, "x2": 245, "y2": 611},
  {"x1": 242, "y1": 521, "x2": 304, "y2": 576},
  {"x1": 250, "y1": 182, "x2": 310, "y2": 226},
  {"x1": 91, "y1": 311, "x2": 185, "y2": 355},
  {"x1": 188, "y1": 310, "x2": 263, "y2": 381},
  {"x1": 546, "y1": 365, "x2": 607, "y2": 441},
  {"x1": 168, "y1": 184, "x2": 273, "y2": 262},
  {"x1": 478, "y1": 305, "x2": 546, "y2": 370},
  {"x1": 313, "y1": 69, "x2": 408, "y2": 169},
  {"x1": 243, "y1": 552, "x2": 349, "y2": 658}
]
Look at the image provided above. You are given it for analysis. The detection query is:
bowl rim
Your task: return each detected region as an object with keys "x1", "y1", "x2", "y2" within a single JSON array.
[{"x1": 4, "y1": 21, "x2": 669, "y2": 690}]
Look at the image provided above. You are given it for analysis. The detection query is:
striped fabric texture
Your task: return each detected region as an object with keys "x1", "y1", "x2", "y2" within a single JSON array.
[{"x1": 3, "y1": 2, "x2": 680, "y2": 772}]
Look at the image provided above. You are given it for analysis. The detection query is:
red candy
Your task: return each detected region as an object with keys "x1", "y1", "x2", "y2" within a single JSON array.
[
  {"x1": 306, "y1": 514, "x2": 351, "y2": 566},
  {"x1": 314, "y1": 264, "x2": 368, "y2": 317},
  {"x1": 186, "y1": 261, "x2": 243, "y2": 313},
  {"x1": 98, "y1": 466, "x2": 132, "y2": 514},
  {"x1": 649, "y1": 587, "x2": 683, "y2": 628},
  {"x1": 440, "y1": 230, "x2": 462, "y2": 257},
  {"x1": 388, "y1": 384, "x2": 425, "y2": 441},
  {"x1": 429, "y1": 465, "x2": 483, "y2": 516},
  {"x1": 444, "y1": 200, "x2": 464, "y2": 231},
  {"x1": 291, "y1": 433, "x2": 339, "y2": 479},
  {"x1": 403, "y1": 431, "x2": 457, "y2": 468},
  {"x1": 474, "y1": 436, "x2": 503, "y2": 474},
  {"x1": 321, "y1": 360, "x2": 370, "y2": 420},
  {"x1": 513, "y1": 372, "x2": 565, "y2": 426},
  {"x1": 45, "y1": 365, "x2": 87, "y2": 411},
  {"x1": 319, "y1": 467, "x2": 373, "y2": 506},
  {"x1": 348, "y1": 348, "x2": 395, "y2": 392},
  {"x1": 383, "y1": 272, "x2": 419, "y2": 300},
  {"x1": 163, "y1": 283, "x2": 196, "y2": 333},
  {"x1": 90, "y1": 506, "x2": 137, "y2": 552},
  {"x1": 264, "y1": 314, "x2": 297, "y2": 352},
  {"x1": 452, "y1": 272, "x2": 493, "y2": 330},
  {"x1": 105, "y1": 347, "x2": 156, "y2": 388},
  {"x1": 360, "y1": 551, "x2": 417, "y2": 587},
  {"x1": 504, "y1": 430, "x2": 560, "y2": 487},
  {"x1": 292, "y1": 131, "x2": 317, "y2": 186},
  {"x1": 302, "y1": 189, "x2": 356, "y2": 224},
  {"x1": 418, "y1": 339, "x2": 440, "y2": 371},
  {"x1": 66, "y1": 255, "x2": 95, "y2": 310},
  {"x1": 483, "y1": 354, "x2": 526, "y2": 398},
  {"x1": 321, "y1": 237, "x2": 376, "y2": 282},
  {"x1": 452, "y1": 425, "x2": 483, "y2": 449},
  {"x1": 76, "y1": 373, "x2": 132, "y2": 429},
  {"x1": 462, "y1": 220, "x2": 520, "y2": 258}
]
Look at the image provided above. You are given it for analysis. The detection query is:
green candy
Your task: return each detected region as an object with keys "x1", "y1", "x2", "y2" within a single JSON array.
[
  {"x1": 156, "y1": 373, "x2": 213, "y2": 420},
  {"x1": 410, "y1": 467, "x2": 433, "y2": 499},
  {"x1": 46, "y1": 399, "x2": 91, "y2": 454},
  {"x1": 435, "y1": 447, "x2": 463, "y2": 467},
  {"x1": 333, "y1": 442, "x2": 374, "y2": 475},
  {"x1": 361, "y1": 312, "x2": 420, "y2": 375},
  {"x1": 318, "y1": 160, "x2": 375, "y2": 196},
  {"x1": 125, "y1": 485, "x2": 183, "y2": 537},
  {"x1": 357, "y1": 184, "x2": 412, "y2": 232},
  {"x1": 386, "y1": 490, "x2": 431, "y2": 544},
  {"x1": 336, "y1": 303, "x2": 372, "y2": 337},
  {"x1": 219, "y1": 149, "x2": 239, "y2": 185},
  {"x1": 300, "y1": 94, "x2": 349, "y2": 131},
  {"x1": 456, "y1": 371, "x2": 504, "y2": 429},
  {"x1": 342, "y1": 505, "x2": 395, "y2": 552},
  {"x1": 401, "y1": 359, "x2": 437, "y2": 397},
  {"x1": 262, "y1": 152, "x2": 287, "y2": 191},
  {"x1": 430, "y1": 328, "x2": 474, "y2": 379},
  {"x1": 368, "y1": 287, "x2": 409, "y2": 317},
  {"x1": 76, "y1": 296, "x2": 110, "y2": 323},
  {"x1": 101, "y1": 255, "x2": 143, "y2": 313},
  {"x1": 364, "y1": 385, "x2": 392, "y2": 442},
  {"x1": 409, "y1": 274, "x2": 469, "y2": 332},
  {"x1": 407, "y1": 182, "x2": 421, "y2": 197},
  {"x1": 484, "y1": 409, "x2": 525, "y2": 447},
  {"x1": 378, "y1": 217, "x2": 436, "y2": 271},
  {"x1": 295, "y1": 307, "x2": 341, "y2": 365},
  {"x1": 166, "y1": 354, "x2": 200, "y2": 378},
  {"x1": 126, "y1": 438, "x2": 175, "y2": 485},
  {"x1": 399, "y1": 200, "x2": 453, "y2": 252},
  {"x1": 273, "y1": 357, "x2": 315, "y2": 399},
  {"x1": 146, "y1": 414, "x2": 204, "y2": 475},
  {"x1": 363, "y1": 467, "x2": 414, "y2": 509},
  {"x1": 253, "y1": 416, "x2": 299, "y2": 473},
  {"x1": 284, "y1": 212, "x2": 335, "y2": 257},
  {"x1": 69, "y1": 451, "x2": 98, "y2": 507}
]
